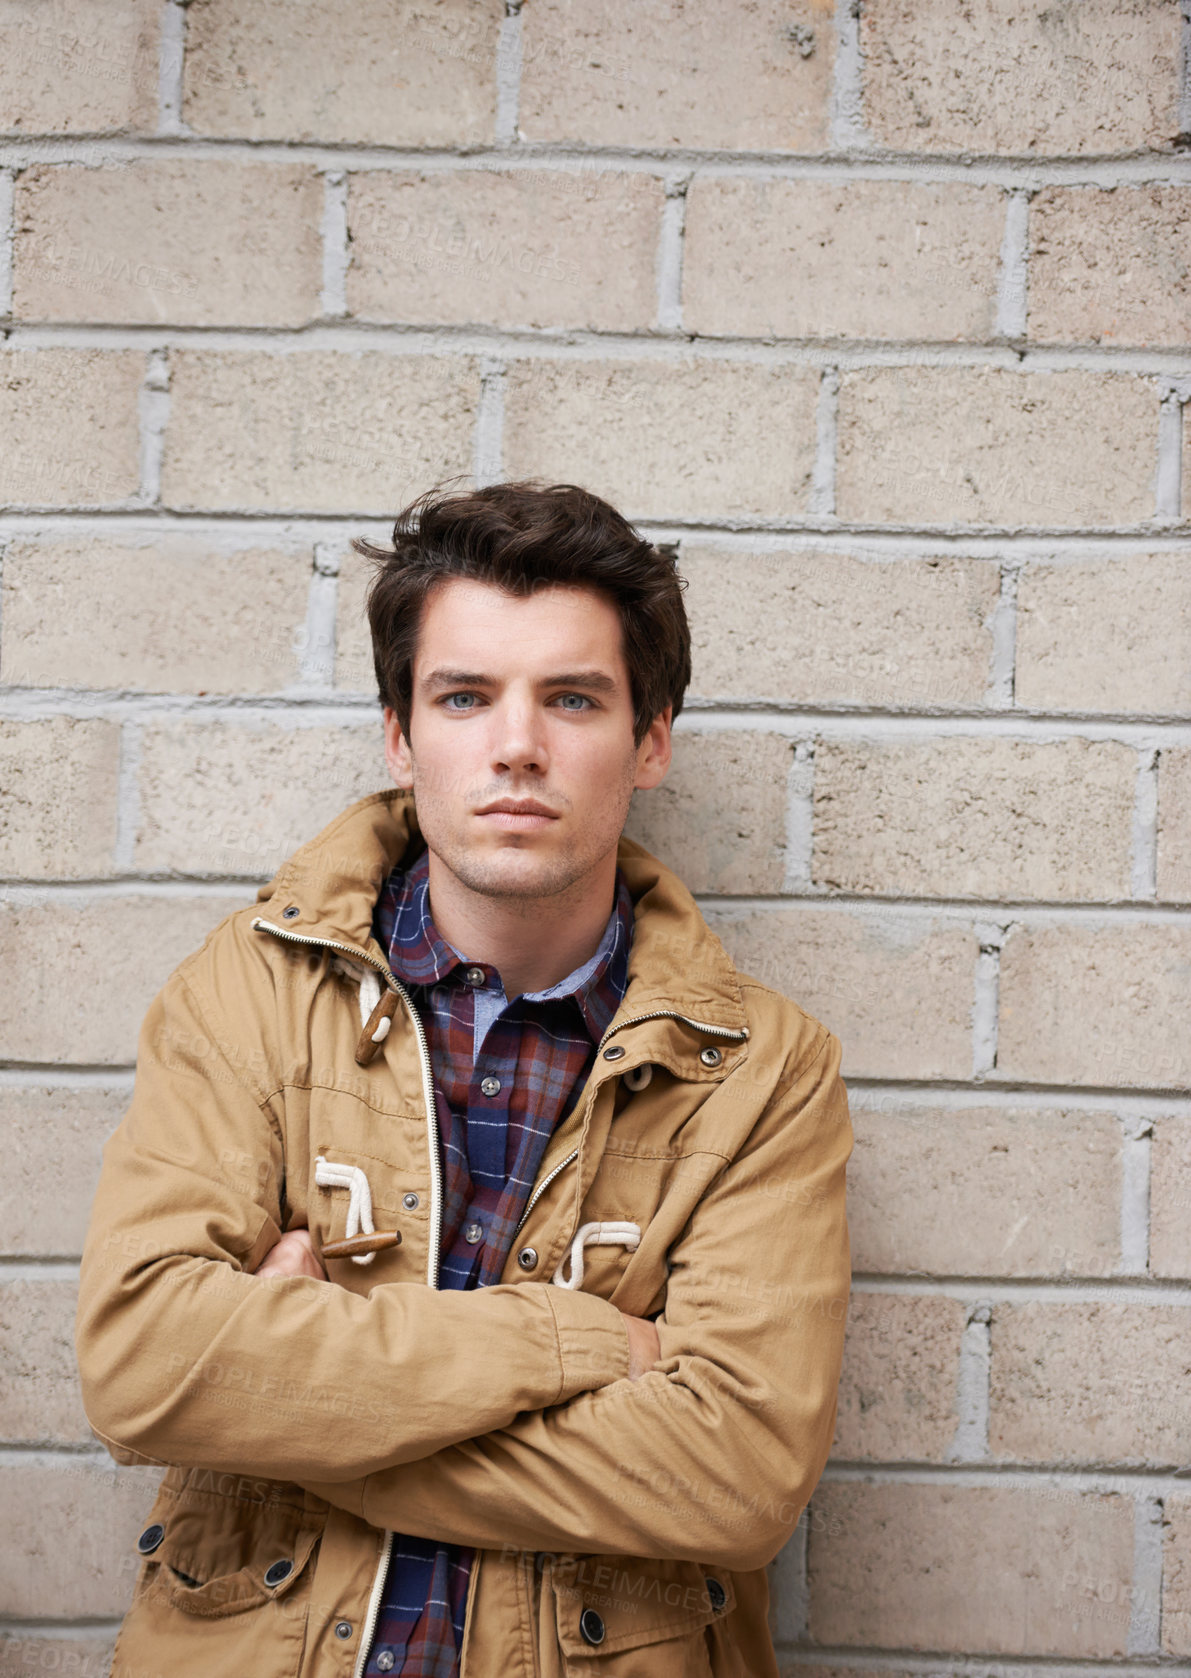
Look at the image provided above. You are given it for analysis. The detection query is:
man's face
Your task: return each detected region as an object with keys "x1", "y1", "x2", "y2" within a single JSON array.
[{"x1": 382, "y1": 577, "x2": 671, "y2": 902}]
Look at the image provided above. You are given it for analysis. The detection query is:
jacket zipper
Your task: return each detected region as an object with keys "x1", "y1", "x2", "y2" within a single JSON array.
[
  {"x1": 250, "y1": 916, "x2": 442, "y2": 1678},
  {"x1": 512, "y1": 1010, "x2": 748, "y2": 1239}
]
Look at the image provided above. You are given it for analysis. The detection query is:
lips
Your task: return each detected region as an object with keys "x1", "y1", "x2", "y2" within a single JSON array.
[{"x1": 476, "y1": 801, "x2": 558, "y2": 818}]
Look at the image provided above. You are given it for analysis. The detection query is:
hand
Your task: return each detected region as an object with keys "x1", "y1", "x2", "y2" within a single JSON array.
[
  {"x1": 252, "y1": 1227, "x2": 328, "y2": 1282},
  {"x1": 621, "y1": 1313, "x2": 661, "y2": 1381}
]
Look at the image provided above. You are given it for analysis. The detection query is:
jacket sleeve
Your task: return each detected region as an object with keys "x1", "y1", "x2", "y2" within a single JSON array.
[
  {"x1": 298, "y1": 1029, "x2": 853, "y2": 1574},
  {"x1": 74, "y1": 948, "x2": 630, "y2": 1481}
]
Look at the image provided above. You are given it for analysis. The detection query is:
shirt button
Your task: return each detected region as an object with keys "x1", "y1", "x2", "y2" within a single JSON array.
[
  {"x1": 480, "y1": 1075, "x2": 501, "y2": 1097},
  {"x1": 517, "y1": 1246, "x2": 538, "y2": 1271},
  {"x1": 464, "y1": 965, "x2": 486, "y2": 987},
  {"x1": 464, "y1": 1220, "x2": 484, "y2": 1245},
  {"x1": 376, "y1": 1653, "x2": 396, "y2": 1672}
]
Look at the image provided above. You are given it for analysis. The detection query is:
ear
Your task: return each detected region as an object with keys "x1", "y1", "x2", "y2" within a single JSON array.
[
  {"x1": 382, "y1": 706, "x2": 414, "y2": 790},
  {"x1": 633, "y1": 705, "x2": 672, "y2": 791}
]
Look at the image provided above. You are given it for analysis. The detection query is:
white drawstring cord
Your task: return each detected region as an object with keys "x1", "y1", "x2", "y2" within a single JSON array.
[
  {"x1": 552, "y1": 1221, "x2": 642, "y2": 1290},
  {"x1": 314, "y1": 1156, "x2": 378, "y2": 1266}
]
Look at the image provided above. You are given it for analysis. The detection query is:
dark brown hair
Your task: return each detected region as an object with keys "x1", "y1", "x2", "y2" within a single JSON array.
[{"x1": 354, "y1": 479, "x2": 691, "y2": 748}]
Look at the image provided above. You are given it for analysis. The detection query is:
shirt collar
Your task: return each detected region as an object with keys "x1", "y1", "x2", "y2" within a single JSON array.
[{"x1": 376, "y1": 846, "x2": 634, "y2": 1046}]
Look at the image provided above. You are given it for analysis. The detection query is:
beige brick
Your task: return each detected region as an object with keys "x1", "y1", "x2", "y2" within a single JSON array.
[
  {"x1": 0, "y1": 1278, "x2": 89, "y2": 1444},
  {"x1": 0, "y1": 892, "x2": 247, "y2": 1065},
  {"x1": 0, "y1": 1632, "x2": 116, "y2": 1678},
  {"x1": 1029, "y1": 187, "x2": 1191, "y2": 348},
  {"x1": 520, "y1": 0, "x2": 833, "y2": 150},
  {"x1": 0, "y1": 0, "x2": 157, "y2": 136},
  {"x1": 808, "y1": 1481, "x2": 1134, "y2": 1656},
  {"x1": 624, "y1": 731, "x2": 794, "y2": 894},
  {"x1": 861, "y1": 0, "x2": 1181, "y2": 155},
  {"x1": 336, "y1": 549, "x2": 378, "y2": 694},
  {"x1": 1016, "y1": 553, "x2": 1191, "y2": 716},
  {"x1": 685, "y1": 180, "x2": 1003, "y2": 342},
  {"x1": 0, "y1": 1459, "x2": 161, "y2": 1618},
  {"x1": 833, "y1": 1293, "x2": 964, "y2": 1462},
  {"x1": 836, "y1": 368, "x2": 1157, "y2": 528},
  {"x1": 0, "y1": 536, "x2": 312, "y2": 694},
  {"x1": 184, "y1": 0, "x2": 502, "y2": 145},
  {"x1": 0, "y1": 1084, "x2": 128, "y2": 1258},
  {"x1": 504, "y1": 359, "x2": 820, "y2": 523},
  {"x1": 812, "y1": 737, "x2": 1135, "y2": 901},
  {"x1": 1151, "y1": 1117, "x2": 1191, "y2": 1279},
  {"x1": 348, "y1": 168, "x2": 664, "y2": 333},
  {"x1": 990, "y1": 1301, "x2": 1191, "y2": 1466},
  {"x1": 0, "y1": 350, "x2": 142, "y2": 508},
  {"x1": 135, "y1": 720, "x2": 388, "y2": 876},
  {"x1": 14, "y1": 160, "x2": 323, "y2": 328},
  {"x1": 682, "y1": 549, "x2": 998, "y2": 709},
  {"x1": 1164, "y1": 1495, "x2": 1191, "y2": 1656},
  {"x1": 1158, "y1": 748, "x2": 1191, "y2": 903},
  {"x1": 0, "y1": 719, "x2": 120, "y2": 879},
  {"x1": 161, "y1": 351, "x2": 479, "y2": 515},
  {"x1": 997, "y1": 922, "x2": 1191, "y2": 1090},
  {"x1": 709, "y1": 907, "x2": 975, "y2": 1080},
  {"x1": 847, "y1": 1102, "x2": 1122, "y2": 1278}
]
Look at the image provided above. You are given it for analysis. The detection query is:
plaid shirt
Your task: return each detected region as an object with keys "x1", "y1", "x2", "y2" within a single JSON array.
[{"x1": 362, "y1": 843, "x2": 634, "y2": 1678}]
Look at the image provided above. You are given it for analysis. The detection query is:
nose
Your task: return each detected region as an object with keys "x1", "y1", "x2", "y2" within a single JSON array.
[{"x1": 489, "y1": 690, "x2": 549, "y2": 776}]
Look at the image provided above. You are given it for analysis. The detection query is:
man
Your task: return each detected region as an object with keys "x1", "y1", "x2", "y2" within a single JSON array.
[{"x1": 75, "y1": 480, "x2": 853, "y2": 1678}]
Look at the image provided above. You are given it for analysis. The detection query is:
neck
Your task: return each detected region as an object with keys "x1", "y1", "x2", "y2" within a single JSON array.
[{"x1": 424, "y1": 849, "x2": 619, "y2": 999}]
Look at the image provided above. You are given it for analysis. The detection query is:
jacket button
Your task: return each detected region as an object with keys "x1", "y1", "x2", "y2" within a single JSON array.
[
  {"x1": 263, "y1": 1559, "x2": 293, "y2": 1588},
  {"x1": 402, "y1": 1192, "x2": 420, "y2": 1210},
  {"x1": 282, "y1": 905, "x2": 301, "y2": 921},
  {"x1": 602, "y1": 1044, "x2": 625, "y2": 1061},
  {"x1": 699, "y1": 1046, "x2": 723, "y2": 1067},
  {"x1": 334, "y1": 1621, "x2": 353, "y2": 1639},
  {"x1": 579, "y1": 1608, "x2": 605, "y2": 1645},
  {"x1": 517, "y1": 1246, "x2": 538, "y2": 1270},
  {"x1": 705, "y1": 1576, "x2": 727, "y2": 1612},
  {"x1": 136, "y1": 1524, "x2": 164, "y2": 1555}
]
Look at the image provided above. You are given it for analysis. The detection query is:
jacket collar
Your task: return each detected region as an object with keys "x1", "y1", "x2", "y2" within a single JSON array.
[{"x1": 254, "y1": 788, "x2": 748, "y2": 1034}]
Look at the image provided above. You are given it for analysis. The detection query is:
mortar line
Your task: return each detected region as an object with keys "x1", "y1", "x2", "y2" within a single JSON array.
[
  {"x1": 136, "y1": 347, "x2": 170, "y2": 506},
  {"x1": 1119, "y1": 1117, "x2": 1153, "y2": 1278},
  {"x1": 971, "y1": 924, "x2": 1006, "y2": 1080},
  {"x1": 782, "y1": 740, "x2": 815, "y2": 893},
  {"x1": 299, "y1": 541, "x2": 340, "y2": 690},
  {"x1": 655, "y1": 173, "x2": 689, "y2": 333},
  {"x1": 4, "y1": 133, "x2": 1191, "y2": 187},
  {"x1": 994, "y1": 188, "x2": 1030, "y2": 340},
  {"x1": 9, "y1": 320, "x2": 1191, "y2": 377},
  {"x1": 1130, "y1": 746, "x2": 1159, "y2": 900},
  {"x1": 157, "y1": 0, "x2": 188, "y2": 137},
  {"x1": 112, "y1": 718, "x2": 143, "y2": 874},
  {"x1": 1179, "y1": 0, "x2": 1191, "y2": 142},
  {"x1": 0, "y1": 166, "x2": 13, "y2": 321},
  {"x1": 6, "y1": 514, "x2": 1191, "y2": 557},
  {"x1": 944, "y1": 1301, "x2": 992, "y2": 1462},
  {"x1": 493, "y1": 3, "x2": 524, "y2": 147},
  {"x1": 474, "y1": 358, "x2": 506, "y2": 486},
  {"x1": 1127, "y1": 1493, "x2": 1164, "y2": 1655},
  {"x1": 830, "y1": 0, "x2": 869, "y2": 150},
  {"x1": 1156, "y1": 387, "x2": 1184, "y2": 520},
  {"x1": 809, "y1": 367, "x2": 839, "y2": 516},
  {"x1": 986, "y1": 557, "x2": 1020, "y2": 709},
  {"x1": 319, "y1": 171, "x2": 349, "y2": 319}
]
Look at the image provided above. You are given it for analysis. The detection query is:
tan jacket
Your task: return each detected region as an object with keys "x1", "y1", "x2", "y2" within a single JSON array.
[{"x1": 75, "y1": 788, "x2": 853, "y2": 1678}]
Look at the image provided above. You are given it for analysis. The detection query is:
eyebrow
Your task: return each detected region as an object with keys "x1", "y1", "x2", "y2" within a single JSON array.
[{"x1": 420, "y1": 667, "x2": 620, "y2": 694}]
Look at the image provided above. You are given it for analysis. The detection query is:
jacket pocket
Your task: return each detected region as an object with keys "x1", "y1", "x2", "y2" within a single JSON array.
[
  {"x1": 112, "y1": 1473, "x2": 325, "y2": 1678},
  {"x1": 543, "y1": 1555, "x2": 736, "y2": 1676}
]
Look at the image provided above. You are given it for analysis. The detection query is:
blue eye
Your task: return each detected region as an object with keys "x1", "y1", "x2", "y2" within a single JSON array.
[
  {"x1": 557, "y1": 693, "x2": 591, "y2": 710},
  {"x1": 442, "y1": 693, "x2": 477, "y2": 710}
]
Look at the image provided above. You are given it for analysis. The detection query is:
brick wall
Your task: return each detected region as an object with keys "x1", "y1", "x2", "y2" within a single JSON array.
[{"x1": 1, "y1": 1, "x2": 1189, "y2": 1673}]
